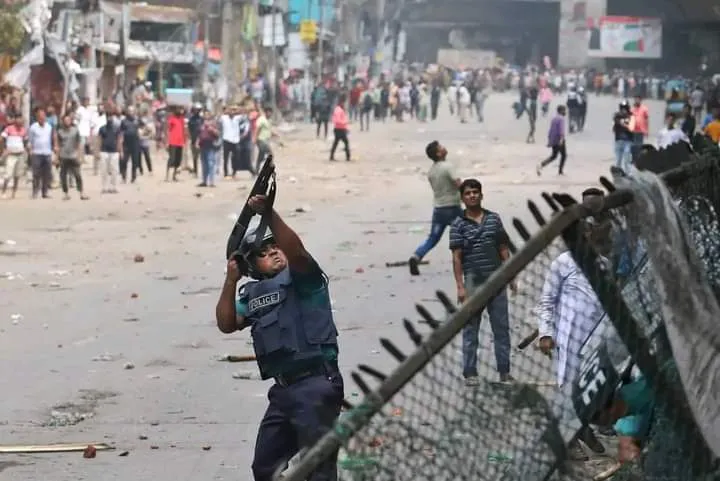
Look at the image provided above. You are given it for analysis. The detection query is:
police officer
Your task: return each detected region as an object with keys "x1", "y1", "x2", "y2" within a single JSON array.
[{"x1": 215, "y1": 194, "x2": 344, "y2": 481}]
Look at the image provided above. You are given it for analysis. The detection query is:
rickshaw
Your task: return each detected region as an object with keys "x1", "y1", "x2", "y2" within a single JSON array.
[{"x1": 664, "y1": 78, "x2": 688, "y2": 115}]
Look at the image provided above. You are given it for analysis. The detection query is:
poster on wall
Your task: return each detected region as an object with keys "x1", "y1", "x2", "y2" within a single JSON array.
[{"x1": 586, "y1": 16, "x2": 662, "y2": 59}]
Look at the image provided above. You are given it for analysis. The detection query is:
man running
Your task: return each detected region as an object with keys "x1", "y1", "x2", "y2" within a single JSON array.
[
  {"x1": 408, "y1": 141, "x2": 462, "y2": 276},
  {"x1": 537, "y1": 105, "x2": 567, "y2": 176}
]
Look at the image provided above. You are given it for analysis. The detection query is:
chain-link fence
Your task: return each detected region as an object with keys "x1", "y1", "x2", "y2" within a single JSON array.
[{"x1": 281, "y1": 139, "x2": 720, "y2": 481}]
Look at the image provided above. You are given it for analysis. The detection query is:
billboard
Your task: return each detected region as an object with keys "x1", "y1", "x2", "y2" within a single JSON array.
[{"x1": 587, "y1": 16, "x2": 662, "y2": 59}]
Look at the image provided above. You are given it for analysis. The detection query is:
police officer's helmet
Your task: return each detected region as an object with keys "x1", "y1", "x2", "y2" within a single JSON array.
[
  {"x1": 239, "y1": 228, "x2": 276, "y2": 261},
  {"x1": 239, "y1": 228, "x2": 277, "y2": 279}
]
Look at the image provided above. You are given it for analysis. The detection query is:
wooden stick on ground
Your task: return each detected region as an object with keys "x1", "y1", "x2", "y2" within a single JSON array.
[
  {"x1": 222, "y1": 354, "x2": 257, "y2": 363},
  {"x1": 0, "y1": 443, "x2": 113, "y2": 454}
]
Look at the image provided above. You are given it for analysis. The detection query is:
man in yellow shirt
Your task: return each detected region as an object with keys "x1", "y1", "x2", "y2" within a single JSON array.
[{"x1": 703, "y1": 108, "x2": 720, "y2": 143}]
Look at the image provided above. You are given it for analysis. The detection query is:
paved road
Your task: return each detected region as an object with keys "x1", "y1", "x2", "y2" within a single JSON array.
[{"x1": 0, "y1": 93, "x2": 666, "y2": 480}]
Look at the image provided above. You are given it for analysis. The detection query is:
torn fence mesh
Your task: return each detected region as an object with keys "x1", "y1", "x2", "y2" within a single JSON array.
[
  {"x1": 617, "y1": 169, "x2": 720, "y2": 463},
  {"x1": 329, "y1": 221, "x2": 624, "y2": 481},
  {"x1": 283, "y1": 153, "x2": 720, "y2": 481}
]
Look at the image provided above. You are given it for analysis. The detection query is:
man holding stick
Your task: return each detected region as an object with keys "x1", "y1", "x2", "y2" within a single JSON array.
[
  {"x1": 215, "y1": 194, "x2": 343, "y2": 481},
  {"x1": 536, "y1": 188, "x2": 612, "y2": 459}
]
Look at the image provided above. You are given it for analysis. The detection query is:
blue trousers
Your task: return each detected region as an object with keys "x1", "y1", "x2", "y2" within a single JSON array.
[
  {"x1": 461, "y1": 280, "x2": 511, "y2": 377},
  {"x1": 252, "y1": 371, "x2": 344, "y2": 481},
  {"x1": 414, "y1": 205, "x2": 463, "y2": 259},
  {"x1": 614, "y1": 140, "x2": 632, "y2": 173},
  {"x1": 630, "y1": 132, "x2": 644, "y2": 162},
  {"x1": 200, "y1": 148, "x2": 217, "y2": 185}
]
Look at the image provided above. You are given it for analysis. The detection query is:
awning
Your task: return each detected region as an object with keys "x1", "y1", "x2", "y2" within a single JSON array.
[
  {"x1": 2, "y1": 44, "x2": 44, "y2": 89},
  {"x1": 98, "y1": 42, "x2": 153, "y2": 61}
]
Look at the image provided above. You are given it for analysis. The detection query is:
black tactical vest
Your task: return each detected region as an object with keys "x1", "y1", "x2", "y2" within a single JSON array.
[{"x1": 243, "y1": 268, "x2": 337, "y2": 379}]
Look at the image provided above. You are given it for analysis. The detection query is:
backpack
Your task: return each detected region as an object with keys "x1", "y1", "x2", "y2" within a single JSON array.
[{"x1": 362, "y1": 93, "x2": 373, "y2": 111}]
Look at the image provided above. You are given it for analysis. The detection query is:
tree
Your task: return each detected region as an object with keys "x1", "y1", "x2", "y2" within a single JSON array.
[{"x1": 0, "y1": 4, "x2": 27, "y2": 57}]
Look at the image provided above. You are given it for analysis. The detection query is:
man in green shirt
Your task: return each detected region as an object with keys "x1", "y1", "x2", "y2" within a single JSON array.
[
  {"x1": 255, "y1": 107, "x2": 274, "y2": 172},
  {"x1": 408, "y1": 140, "x2": 463, "y2": 275}
]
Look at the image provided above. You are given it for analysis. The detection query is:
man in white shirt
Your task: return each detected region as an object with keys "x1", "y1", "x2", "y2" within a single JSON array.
[
  {"x1": 457, "y1": 84, "x2": 471, "y2": 123},
  {"x1": 74, "y1": 97, "x2": 96, "y2": 163},
  {"x1": 536, "y1": 188, "x2": 612, "y2": 458},
  {"x1": 656, "y1": 112, "x2": 689, "y2": 149},
  {"x1": 220, "y1": 105, "x2": 240, "y2": 178},
  {"x1": 90, "y1": 104, "x2": 107, "y2": 175},
  {"x1": 28, "y1": 107, "x2": 55, "y2": 199},
  {"x1": 447, "y1": 83, "x2": 458, "y2": 116}
]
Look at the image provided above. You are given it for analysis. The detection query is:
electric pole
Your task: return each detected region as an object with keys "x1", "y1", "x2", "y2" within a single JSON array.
[
  {"x1": 317, "y1": 0, "x2": 324, "y2": 80},
  {"x1": 201, "y1": 12, "x2": 210, "y2": 103},
  {"x1": 220, "y1": 0, "x2": 234, "y2": 101},
  {"x1": 120, "y1": 0, "x2": 130, "y2": 99},
  {"x1": 270, "y1": 2, "x2": 277, "y2": 118},
  {"x1": 374, "y1": 0, "x2": 385, "y2": 77}
]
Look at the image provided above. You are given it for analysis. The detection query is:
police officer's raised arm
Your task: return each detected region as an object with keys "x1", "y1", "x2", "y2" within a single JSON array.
[
  {"x1": 248, "y1": 194, "x2": 314, "y2": 273},
  {"x1": 215, "y1": 257, "x2": 248, "y2": 333}
]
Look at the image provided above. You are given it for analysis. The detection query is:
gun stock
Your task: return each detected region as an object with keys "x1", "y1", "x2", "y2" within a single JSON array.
[{"x1": 225, "y1": 156, "x2": 276, "y2": 261}]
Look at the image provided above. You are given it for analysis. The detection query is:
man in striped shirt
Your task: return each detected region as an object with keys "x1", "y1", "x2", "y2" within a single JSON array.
[{"x1": 450, "y1": 179, "x2": 516, "y2": 385}]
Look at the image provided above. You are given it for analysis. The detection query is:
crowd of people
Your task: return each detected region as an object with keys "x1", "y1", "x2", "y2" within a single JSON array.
[
  {"x1": 4, "y1": 64, "x2": 720, "y2": 201},
  {"x1": 0, "y1": 84, "x2": 282, "y2": 200}
]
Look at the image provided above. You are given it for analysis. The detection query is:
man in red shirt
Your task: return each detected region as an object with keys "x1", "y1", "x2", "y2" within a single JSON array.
[
  {"x1": 1, "y1": 114, "x2": 28, "y2": 199},
  {"x1": 166, "y1": 106, "x2": 186, "y2": 182},
  {"x1": 349, "y1": 81, "x2": 363, "y2": 121}
]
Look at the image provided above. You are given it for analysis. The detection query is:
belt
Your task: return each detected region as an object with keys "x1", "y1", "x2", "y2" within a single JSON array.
[{"x1": 274, "y1": 362, "x2": 336, "y2": 388}]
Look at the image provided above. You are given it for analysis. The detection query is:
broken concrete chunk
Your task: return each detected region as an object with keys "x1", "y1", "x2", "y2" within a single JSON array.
[
  {"x1": 83, "y1": 445, "x2": 97, "y2": 458},
  {"x1": 92, "y1": 353, "x2": 116, "y2": 362},
  {"x1": 232, "y1": 371, "x2": 261, "y2": 380}
]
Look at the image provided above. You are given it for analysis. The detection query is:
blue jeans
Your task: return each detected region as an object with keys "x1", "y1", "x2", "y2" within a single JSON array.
[
  {"x1": 614, "y1": 139, "x2": 632, "y2": 173},
  {"x1": 252, "y1": 371, "x2": 344, "y2": 481},
  {"x1": 200, "y1": 148, "x2": 217, "y2": 185},
  {"x1": 414, "y1": 205, "x2": 463, "y2": 259},
  {"x1": 630, "y1": 132, "x2": 644, "y2": 163},
  {"x1": 461, "y1": 276, "x2": 511, "y2": 377}
]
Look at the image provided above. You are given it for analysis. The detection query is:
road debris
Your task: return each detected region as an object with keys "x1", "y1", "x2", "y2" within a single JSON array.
[
  {"x1": 123, "y1": 362, "x2": 135, "y2": 370},
  {"x1": 385, "y1": 260, "x2": 429, "y2": 268},
  {"x1": 217, "y1": 354, "x2": 256, "y2": 362},
  {"x1": 232, "y1": 370, "x2": 261, "y2": 380},
  {"x1": 48, "y1": 270, "x2": 70, "y2": 277},
  {"x1": 92, "y1": 353, "x2": 116, "y2": 362},
  {"x1": 83, "y1": 445, "x2": 97, "y2": 458},
  {"x1": 133, "y1": 254, "x2": 145, "y2": 263}
]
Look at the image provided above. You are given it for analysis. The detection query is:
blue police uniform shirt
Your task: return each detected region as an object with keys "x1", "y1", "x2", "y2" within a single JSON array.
[{"x1": 236, "y1": 259, "x2": 338, "y2": 377}]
